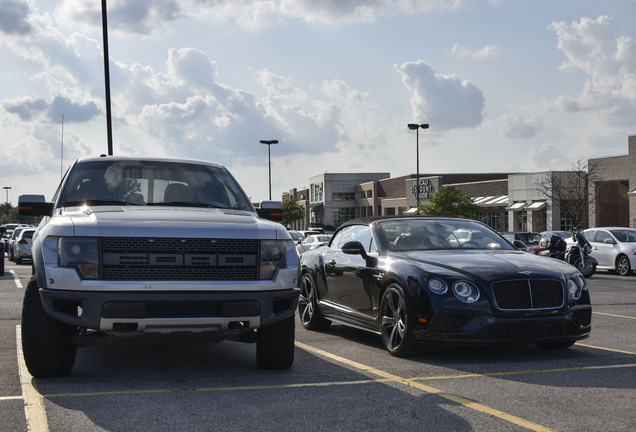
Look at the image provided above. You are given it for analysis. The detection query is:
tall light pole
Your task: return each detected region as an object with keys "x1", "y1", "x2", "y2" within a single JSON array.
[
  {"x1": 260, "y1": 140, "x2": 279, "y2": 200},
  {"x1": 101, "y1": 0, "x2": 113, "y2": 155},
  {"x1": 3, "y1": 186, "x2": 11, "y2": 205},
  {"x1": 407, "y1": 123, "x2": 429, "y2": 207}
]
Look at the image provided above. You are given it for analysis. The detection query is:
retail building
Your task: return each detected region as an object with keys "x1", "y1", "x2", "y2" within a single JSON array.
[{"x1": 283, "y1": 135, "x2": 636, "y2": 232}]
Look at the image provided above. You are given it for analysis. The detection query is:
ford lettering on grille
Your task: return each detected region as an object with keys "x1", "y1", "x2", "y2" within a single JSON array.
[{"x1": 99, "y1": 237, "x2": 259, "y2": 281}]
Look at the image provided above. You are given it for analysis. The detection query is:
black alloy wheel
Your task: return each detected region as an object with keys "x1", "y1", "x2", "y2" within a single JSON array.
[
  {"x1": 298, "y1": 273, "x2": 331, "y2": 331},
  {"x1": 380, "y1": 284, "x2": 416, "y2": 356}
]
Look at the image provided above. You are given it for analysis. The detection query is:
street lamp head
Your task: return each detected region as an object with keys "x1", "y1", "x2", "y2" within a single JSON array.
[
  {"x1": 407, "y1": 123, "x2": 429, "y2": 130},
  {"x1": 260, "y1": 140, "x2": 279, "y2": 145}
]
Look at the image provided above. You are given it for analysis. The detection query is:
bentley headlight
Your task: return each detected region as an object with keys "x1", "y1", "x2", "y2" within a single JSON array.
[
  {"x1": 260, "y1": 240, "x2": 293, "y2": 280},
  {"x1": 567, "y1": 275, "x2": 585, "y2": 300},
  {"x1": 59, "y1": 237, "x2": 99, "y2": 279},
  {"x1": 428, "y1": 278, "x2": 448, "y2": 295},
  {"x1": 452, "y1": 281, "x2": 480, "y2": 303}
]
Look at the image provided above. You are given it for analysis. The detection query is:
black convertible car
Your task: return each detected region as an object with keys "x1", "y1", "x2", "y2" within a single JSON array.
[{"x1": 298, "y1": 216, "x2": 591, "y2": 356}]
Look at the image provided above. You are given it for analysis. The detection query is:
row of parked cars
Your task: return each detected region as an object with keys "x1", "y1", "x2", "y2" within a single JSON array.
[
  {"x1": 288, "y1": 229, "x2": 333, "y2": 256},
  {"x1": 505, "y1": 228, "x2": 636, "y2": 276},
  {"x1": 1, "y1": 223, "x2": 36, "y2": 265}
]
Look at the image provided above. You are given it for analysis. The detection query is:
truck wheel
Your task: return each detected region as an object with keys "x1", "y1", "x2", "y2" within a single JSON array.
[
  {"x1": 21, "y1": 277, "x2": 77, "y2": 377},
  {"x1": 256, "y1": 315, "x2": 295, "y2": 369},
  {"x1": 0, "y1": 252, "x2": 4, "y2": 276}
]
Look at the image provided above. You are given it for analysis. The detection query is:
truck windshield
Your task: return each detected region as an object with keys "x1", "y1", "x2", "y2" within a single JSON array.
[{"x1": 59, "y1": 159, "x2": 254, "y2": 211}]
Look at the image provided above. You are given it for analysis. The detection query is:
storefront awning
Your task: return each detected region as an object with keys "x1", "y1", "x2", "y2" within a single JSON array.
[
  {"x1": 473, "y1": 195, "x2": 508, "y2": 207},
  {"x1": 309, "y1": 202, "x2": 324, "y2": 211},
  {"x1": 505, "y1": 202, "x2": 527, "y2": 211},
  {"x1": 629, "y1": 187, "x2": 636, "y2": 197},
  {"x1": 404, "y1": 207, "x2": 419, "y2": 215},
  {"x1": 526, "y1": 201, "x2": 546, "y2": 211}
]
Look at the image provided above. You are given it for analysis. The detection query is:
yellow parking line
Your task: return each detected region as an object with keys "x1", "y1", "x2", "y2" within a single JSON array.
[
  {"x1": 577, "y1": 343, "x2": 636, "y2": 355},
  {"x1": 296, "y1": 341, "x2": 555, "y2": 432},
  {"x1": 412, "y1": 362, "x2": 636, "y2": 381},
  {"x1": 593, "y1": 311, "x2": 635, "y2": 320},
  {"x1": 42, "y1": 378, "x2": 390, "y2": 398},
  {"x1": 16, "y1": 326, "x2": 49, "y2": 432}
]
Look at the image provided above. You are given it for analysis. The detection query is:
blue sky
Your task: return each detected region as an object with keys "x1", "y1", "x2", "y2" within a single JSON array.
[{"x1": 1, "y1": 0, "x2": 635, "y2": 204}]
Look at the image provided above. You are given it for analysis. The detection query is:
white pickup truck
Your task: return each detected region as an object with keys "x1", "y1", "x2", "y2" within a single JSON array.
[{"x1": 19, "y1": 156, "x2": 299, "y2": 377}]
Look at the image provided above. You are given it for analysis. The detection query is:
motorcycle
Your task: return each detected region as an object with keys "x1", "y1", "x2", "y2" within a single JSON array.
[{"x1": 538, "y1": 228, "x2": 597, "y2": 278}]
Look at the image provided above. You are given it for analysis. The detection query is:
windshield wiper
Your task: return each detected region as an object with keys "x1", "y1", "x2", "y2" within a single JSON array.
[
  {"x1": 147, "y1": 201, "x2": 211, "y2": 208},
  {"x1": 61, "y1": 199, "x2": 143, "y2": 207}
]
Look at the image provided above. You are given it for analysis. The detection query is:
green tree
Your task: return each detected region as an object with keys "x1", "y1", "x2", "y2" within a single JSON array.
[
  {"x1": 419, "y1": 186, "x2": 480, "y2": 219},
  {"x1": 282, "y1": 198, "x2": 305, "y2": 227}
]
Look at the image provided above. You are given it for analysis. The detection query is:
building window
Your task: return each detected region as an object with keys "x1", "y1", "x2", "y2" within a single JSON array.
[
  {"x1": 310, "y1": 183, "x2": 323, "y2": 202},
  {"x1": 367, "y1": 190, "x2": 373, "y2": 198},
  {"x1": 478, "y1": 211, "x2": 501, "y2": 232},
  {"x1": 332, "y1": 192, "x2": 355, "y2": 201},
  {"x1": 333, "y1": 207, "x2": 356, "y2": 226},
  {"x1": 385, "y1": 207, "x2": 396, "y2": 215}
]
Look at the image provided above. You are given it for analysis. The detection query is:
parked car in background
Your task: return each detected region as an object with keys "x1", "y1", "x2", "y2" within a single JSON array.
[
  {"x1": 7, "y1": 226, "x2": 28, "y2": 261},
  {"x1": 287, "y1": 230, "x2": 305, "y2": 243},
  {"x1": 299, "y1": 230, "x2": 322, "y2": 238},
  {"x1": 298, "y1": 216, "x2": 591, "y2": 356},
  {"x1": 295, "y1": 234, "x2": 332, "y2": 256},
  {"x1": 0, "y1": 234, "x2": 4, "y2": 275},
  {"x1": 12, "y1": 227, "x2": 36, "y2": 264},
  {"x1": 508, "y1": 232, "x2": 543, "y2": 254},
  {"x1": 582, "y1": 227, "x2": 636, "y2": 276}
]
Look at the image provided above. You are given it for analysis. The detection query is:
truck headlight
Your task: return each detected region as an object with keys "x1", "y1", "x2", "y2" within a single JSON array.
[
  {"x1": 259, "y1": 240, "x2": 294, "y2": 280},
  {"x1": 59, "y1": 237, "x2": 99, "y2": 279}
]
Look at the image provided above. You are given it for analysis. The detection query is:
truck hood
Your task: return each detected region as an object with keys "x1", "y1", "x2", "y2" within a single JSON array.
[{"x1": 57, "y1": 205, "x2": 287, "y2": 239}]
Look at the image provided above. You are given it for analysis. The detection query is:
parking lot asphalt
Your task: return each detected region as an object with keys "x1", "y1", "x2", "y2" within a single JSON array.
[{"x1": 1, "y1": 258, "x2": 634, "y2": 432}]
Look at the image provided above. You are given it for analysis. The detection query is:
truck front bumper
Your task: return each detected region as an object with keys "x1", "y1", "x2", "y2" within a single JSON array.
[{"x1": 39, "y1": 288, "x2": 299, "y2": 334}]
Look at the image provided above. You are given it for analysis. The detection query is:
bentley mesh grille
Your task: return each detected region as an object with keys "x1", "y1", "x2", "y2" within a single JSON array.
[
  {"x1": 99, "y1": 237, "x2": 259, "y2": 281},
  {"x1": 491, "y1": 279, "x2": 564, "y2": 311}
]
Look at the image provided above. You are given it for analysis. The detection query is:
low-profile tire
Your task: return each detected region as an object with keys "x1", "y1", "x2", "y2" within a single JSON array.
[
  {"x1": 21, "y1": 277, "x2": 77, "y2": 377},
  {"x1": 537, "y1": 340, "x2": 576, "y2": 349},
  {"x1": 298, "y1": 273, "x2": 331, "y2": 331},
  {"x1": 380, "y1": 284, "x2": 417, "y2": 357},
  {"x1": 616, "y1": 255, "x2": 632, "y2": 276},
  {"x1": 256, "y1": 315, "x2": 295, "y2": 369}
]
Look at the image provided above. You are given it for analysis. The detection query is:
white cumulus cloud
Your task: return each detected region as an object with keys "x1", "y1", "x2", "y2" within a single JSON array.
[{"x1": 395, "y1": 60, "x2": 484, "y2": 131}]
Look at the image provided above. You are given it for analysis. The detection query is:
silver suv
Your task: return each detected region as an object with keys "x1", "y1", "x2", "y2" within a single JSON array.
[{"x1": 19, "y1": 156, "x2": 299, "y2": 377}]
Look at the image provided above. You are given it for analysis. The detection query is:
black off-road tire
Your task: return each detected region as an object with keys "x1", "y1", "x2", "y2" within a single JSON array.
[
  {"x1": 21, "y1": 277, "x2": 77, "y2": 377},
  {"x1": 298, "y1": 273, "x2": 331, "y2": 331},
  {"x1": 256, "y1": 315, "x2": 295, "y2": 369}
]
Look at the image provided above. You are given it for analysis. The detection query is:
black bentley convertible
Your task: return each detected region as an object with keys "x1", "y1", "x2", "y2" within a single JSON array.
[{"x1": 298, "y1": 216, "x2": 591, "y2": 356}]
